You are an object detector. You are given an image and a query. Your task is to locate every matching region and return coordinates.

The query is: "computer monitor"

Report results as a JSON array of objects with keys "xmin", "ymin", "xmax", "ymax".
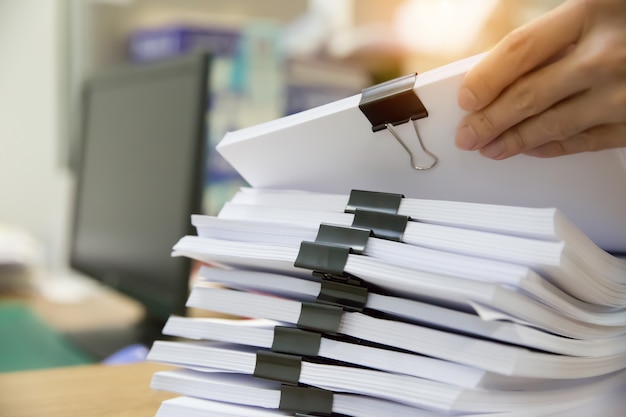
[{"xmin": 70, "ymin": 53, "xmax": 209, "ymax": 342}]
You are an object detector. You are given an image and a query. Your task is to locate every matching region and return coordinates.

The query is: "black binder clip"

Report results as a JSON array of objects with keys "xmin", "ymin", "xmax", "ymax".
[
  {"xmin": 352, "ymin": 209, "xmax": 409, "ymax": 242},
  {"xmin": 345, "ymin": 189, "xmax": 404, "ymax": 215},
  {"xmin": 254, "ymin": 350, "xmax": 302, "ymax": 385},
  {"xmin": 272, "ymin": 326, "xmax": 322, "ymax": 357},
  {"xmin": 314, "ymin": 223, "xmax": 371, "ymax": 255},
  {"xmin": 359, "ymin": 73, "xmax": 438, "ymax": 170},
  {"xmin": 255, "ymin": 352, "xmax": 335, "ymax": 416},
  {"xmin": 295, "ymin": 223, "xmax": 371, "ymax": 275},
  {"xmin": 280, "ymin": 385, "xmax": 334, "ymax": 415},
  {"xmin": 298, "ymin": 302, "xmax": 344, "ymax": 334},
  {"xmin": 294, "ymin": 224, "xmax": 370, "ymax": 312},
  {"xmin": 295, "ymin": 241, "xmax": 351, "ymax": 276},
  {"xmin": 315, "ymin": 275, "xmax": 368, "ymax": 312}
]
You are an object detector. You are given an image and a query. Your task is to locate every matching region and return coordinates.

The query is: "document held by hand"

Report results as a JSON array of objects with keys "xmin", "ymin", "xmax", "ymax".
[{"xmin": 217, "ymin": 53, "xmax": 626, "ymax": 253}]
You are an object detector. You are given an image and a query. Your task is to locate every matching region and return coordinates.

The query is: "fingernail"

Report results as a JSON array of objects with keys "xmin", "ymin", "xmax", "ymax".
[
  {"xmin": 481, "ymin": 141, "xmax": 506, "ymax": 159},
  {"xmin": 455, "ymin": 124, "xmax": 478, "ymax": 150},
  {"xmin": 458, "ymin": 87, "xmax": 478, "ymax": 111}
]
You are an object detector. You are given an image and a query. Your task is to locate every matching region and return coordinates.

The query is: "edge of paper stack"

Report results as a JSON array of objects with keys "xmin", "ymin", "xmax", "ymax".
[{"xmin": 147, "ymin": 187, "xmax": 626, "ymax": 417}]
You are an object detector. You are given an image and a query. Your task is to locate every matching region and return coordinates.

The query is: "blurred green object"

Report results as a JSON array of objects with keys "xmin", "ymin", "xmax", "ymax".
[{"xmin": 0, "ymin": 302, "xmax": 94, "ymax": 372}]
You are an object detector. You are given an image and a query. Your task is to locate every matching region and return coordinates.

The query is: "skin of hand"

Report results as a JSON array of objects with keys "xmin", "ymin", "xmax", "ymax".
[{"xmin": 455, "ymin": 0, "xmax": 626, "ymax": 159}]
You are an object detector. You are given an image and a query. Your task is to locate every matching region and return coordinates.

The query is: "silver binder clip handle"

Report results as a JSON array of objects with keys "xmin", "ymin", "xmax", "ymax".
[
  {"xmin": 385, "ymin": 120, "xmax": 438, "ymax": 170},
  {"xmin": 358, "ymin": 73, "xmax": 438, "ymax": 171}
]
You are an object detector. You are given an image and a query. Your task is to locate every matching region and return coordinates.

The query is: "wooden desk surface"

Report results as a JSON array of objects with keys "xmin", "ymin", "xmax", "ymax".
[{"xmin": 0, "ymin": 362, "xmax": 177, "ymax": 417}]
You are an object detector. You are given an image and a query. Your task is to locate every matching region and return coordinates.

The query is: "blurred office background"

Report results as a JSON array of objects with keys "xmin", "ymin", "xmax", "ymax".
[{"xmin": 0, "ymin": 0, "xmax": 565, "ymax": 371}]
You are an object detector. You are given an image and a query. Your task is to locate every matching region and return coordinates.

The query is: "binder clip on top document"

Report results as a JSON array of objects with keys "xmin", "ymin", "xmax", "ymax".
[
  {"xmin": 358, "ymin": 72, "xmax": 437, "ymax": 170},
  {"xmin": 217, "ymin": 53, "xmax": 626, "ymax": 254}
]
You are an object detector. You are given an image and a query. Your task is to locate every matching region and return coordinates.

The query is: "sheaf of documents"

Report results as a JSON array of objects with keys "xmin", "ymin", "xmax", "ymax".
[{"xmin": 217, "ymin": 53, "xmax": 626, "ymax": 253}]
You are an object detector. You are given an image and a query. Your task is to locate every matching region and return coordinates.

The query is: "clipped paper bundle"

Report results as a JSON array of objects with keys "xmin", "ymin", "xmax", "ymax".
[
  {"xmin": 147, "ymin": 188, "xmax": 626, "ymax": 417},
  {"xmin": 146, "ymin": 52, "xmax": 626, "ymax": 416}
]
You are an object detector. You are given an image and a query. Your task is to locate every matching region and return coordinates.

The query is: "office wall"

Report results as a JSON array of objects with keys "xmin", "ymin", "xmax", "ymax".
[{"xmin": 0, "ymin": 0, "xmax": 70, "ymax": 267}]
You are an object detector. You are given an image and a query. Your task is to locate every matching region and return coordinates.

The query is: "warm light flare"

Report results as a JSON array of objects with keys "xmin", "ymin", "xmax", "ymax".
[{"xmin": 394, "ymin": 0, "xmax": 498, "ymax": 54}]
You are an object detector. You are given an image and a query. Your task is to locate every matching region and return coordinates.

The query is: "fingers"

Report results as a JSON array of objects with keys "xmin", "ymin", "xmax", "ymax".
[
  {"xmin": 454, "ymin": 0, "xmax": 626, "ymax": 160},
  {"xmin": 458, "ymin": 0, "xmax": 585, "ymax": 112},
  {"xmin": 474, "ymin": 85, "xmax": 625, "ymax": 159},
  {"xmin": 455, "ymin": 52, "xmax": 589, "ymax": 151},
  {"xmin": 524, "ymin": 124, "xmax": 626, "ymax": 157}
]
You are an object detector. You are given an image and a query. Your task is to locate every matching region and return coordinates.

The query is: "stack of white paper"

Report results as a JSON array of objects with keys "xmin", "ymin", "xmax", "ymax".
[
  {"xmin": 147, "ymin": 187, "xmax": 626, "ymax": 416},
  {"xmin": 147, "ymin": 51, "xmax": 626, "ymax": 416}
]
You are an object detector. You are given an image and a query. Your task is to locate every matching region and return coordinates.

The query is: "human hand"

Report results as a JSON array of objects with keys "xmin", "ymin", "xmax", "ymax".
[{"xmin": 455, "ymin": 0, "xmax": 626, "ymax": 159}]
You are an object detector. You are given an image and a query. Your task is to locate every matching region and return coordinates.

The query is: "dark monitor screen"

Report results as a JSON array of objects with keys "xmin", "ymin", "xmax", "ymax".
[{"xmin": 70, "ymin": 54, "xmax": 209, "ymax": 322}]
